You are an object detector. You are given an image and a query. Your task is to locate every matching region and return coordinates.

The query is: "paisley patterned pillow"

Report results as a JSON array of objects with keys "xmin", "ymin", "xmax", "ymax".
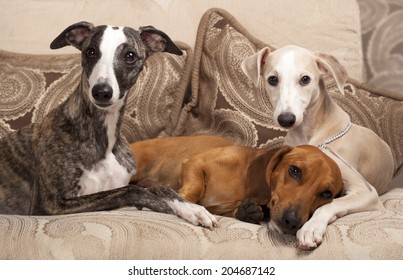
[
  {"xmin": 0, "ymin": 42, "xmax": 192, "ymax": 143},
  {"xmin": 178, "ymin": 8, "xmax": 403, "ymax": 173},
  {"xmin": 177, "ymin": 8, "xmax": 285, "ymax": 149}
]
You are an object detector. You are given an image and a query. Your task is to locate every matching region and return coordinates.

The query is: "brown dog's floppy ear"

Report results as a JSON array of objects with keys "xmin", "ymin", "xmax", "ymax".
[
  {"xmin": 139, "ymin": 26, "xmax": 183, "ymax": 56},
  {"xmin": 50, "ymin": 21, "xmax": 94, "ymax": 50},
  {"xmin": 265, "ymin": 145, "xmax": 293, "ymax": 186},
  {"xmin": 241, "ymin": 47, "xmax": 271, "ymax": 87},
  {"xmin": 315, "ymin": 52, "xmax": 348, "ymax": 95}
]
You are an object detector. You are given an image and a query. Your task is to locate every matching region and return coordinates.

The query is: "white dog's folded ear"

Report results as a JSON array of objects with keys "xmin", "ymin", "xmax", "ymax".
[
  {"xmin": 241, "ymin": 47, "xmax": 271, "ymax": 87},
  {"xmin": 315, "ymin": 52, "xmax": 348, "ymax": 95}
]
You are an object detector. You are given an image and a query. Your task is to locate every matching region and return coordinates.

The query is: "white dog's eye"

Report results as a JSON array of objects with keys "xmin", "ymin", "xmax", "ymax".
[
  {"xmin": 300, "ymin": 75, "xmax": 311, "ymax": 86},
  {"xmin": 268, "ymin": 76, "xmax": 279, "ymax": 86}
]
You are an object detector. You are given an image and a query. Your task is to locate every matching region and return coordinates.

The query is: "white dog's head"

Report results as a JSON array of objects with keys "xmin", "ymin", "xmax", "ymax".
[{"xmin": 241, "ymin": 45, "xmax": 348, "ymax": 129}]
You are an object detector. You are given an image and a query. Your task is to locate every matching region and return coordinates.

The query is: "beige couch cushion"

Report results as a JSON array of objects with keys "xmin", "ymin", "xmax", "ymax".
[{"xmin": 1, "ymin": 187, "xmax": 403, "ymax": 259}]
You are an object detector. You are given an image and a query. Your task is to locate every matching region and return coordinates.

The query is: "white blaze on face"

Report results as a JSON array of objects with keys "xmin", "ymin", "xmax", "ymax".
[
  {"xmin": 78, "ymin": 26, "xmax": 136, "ymax": 196},
  {"xmin": 88, "ymin": 26, "xmax": 126, "ymax": 109}
]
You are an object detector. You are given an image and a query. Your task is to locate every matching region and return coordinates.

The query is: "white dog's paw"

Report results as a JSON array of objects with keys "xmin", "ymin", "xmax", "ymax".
[
  {"xmin": 296, "ymin": 220, "xmax": 327, "ymax": 250},
  {"xmin": 166, "ymin": 200, "xmax": 218, "ymax": 229}
]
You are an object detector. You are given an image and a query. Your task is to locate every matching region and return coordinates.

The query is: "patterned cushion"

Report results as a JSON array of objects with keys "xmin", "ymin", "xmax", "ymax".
[
  {"xmin": 178, "ymin": 8, "xmax": 403, "ymax": 172},
  {"xmin": 0, "ymin": 42, "xmax": 192, "ymax": 143},
  {"xmin": 1, "ymin": 188, "xmax": 403, "ymax": 259},
  {"xmin": 177, "ymin": 8, "xmax": 285, "ymax": 149}
]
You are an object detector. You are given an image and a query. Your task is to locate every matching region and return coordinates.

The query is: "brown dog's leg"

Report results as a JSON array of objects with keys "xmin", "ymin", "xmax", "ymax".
[
  {"xmin": 177, "ymin": 158, "xmax": 206, "ymax": 203},
  {"xmin": 235, "ymin": 199, "xmax": 264, "ymax": 224}
]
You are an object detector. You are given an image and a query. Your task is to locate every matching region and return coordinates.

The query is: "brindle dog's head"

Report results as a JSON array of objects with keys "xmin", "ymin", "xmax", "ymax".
[{"xmin": 50, "ymin": 22, "xmax": 182, "ymax": 111}]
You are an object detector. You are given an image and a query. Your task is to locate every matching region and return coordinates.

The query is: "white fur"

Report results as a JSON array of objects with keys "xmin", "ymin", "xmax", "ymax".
[
  {"xmin": 88, "ymin": 26, "xmax": 126, "ymax": 110},
  {"xmin": 78, "ymin": 26, "xmax": 133, "ymax": 196},
  {"xmin": 79, "ymin": 152, "xmax": 132, "ymax": 195},
  {"xmin": 78, "ymin": 106, "xmax": 133, "ymax": 195},
  {"xmin": 166, "ymin": 199, "xmax": 217, "ymax": 229},
  {"xmin": 264, "ymin": 47, "xmax": 320, "ymax": 128}
]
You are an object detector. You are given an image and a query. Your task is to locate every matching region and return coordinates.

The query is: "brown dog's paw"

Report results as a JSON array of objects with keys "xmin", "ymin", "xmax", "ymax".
[{"xmin": 235, "ymin": 199, "xmax": 263, "ymax": 224}]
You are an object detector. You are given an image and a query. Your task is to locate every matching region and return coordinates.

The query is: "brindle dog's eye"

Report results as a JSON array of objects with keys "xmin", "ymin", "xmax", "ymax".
[
  {"xmin": 320, "ymin": 190, "xmax": 333, "ymax": 199},
  {"xmin": 124, "ymin": 51, "xmax": 137, "ymax": 64},
  {"xmin": 300, "ymin": 75, "xmax": 311, "ymax": 86},
  {"xmin": 268, "ymin": 76, "xmax": 279, "ymax": 86},
  {"xmin": 288, "ymin": 165, "xmax": 301, "ymax": 181},
  {"xmin": 86, "ymin": 47, "xmax": 97, "ymax": 59}
]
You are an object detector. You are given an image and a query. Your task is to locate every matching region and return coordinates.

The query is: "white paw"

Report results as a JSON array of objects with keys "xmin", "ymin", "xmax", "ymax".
[
  {"xmin": 166, "ymin": 200, "xmax": 218, "ymax": 229},
  {"xmin": 296, "ymin": 220, "xmax": 327, "ymax": 250}
]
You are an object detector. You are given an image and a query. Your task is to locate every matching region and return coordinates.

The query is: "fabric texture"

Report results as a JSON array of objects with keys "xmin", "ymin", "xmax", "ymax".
[
  {"xmin": 0, "ymin": 0, "xmax": 364, "ymax": 81},
  {"xmin": 1, "ymin": 188, "xmax": 402, "ymax": 260},
  {"xmin": 357, "ymin": 0, "xmax": 403, "ymax": 94}
]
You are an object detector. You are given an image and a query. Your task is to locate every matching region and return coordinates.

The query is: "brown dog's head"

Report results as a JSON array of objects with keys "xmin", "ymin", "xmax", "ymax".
[{"xmin": 265, "ymin": 145, "xmax": 343, "ymax": 235}]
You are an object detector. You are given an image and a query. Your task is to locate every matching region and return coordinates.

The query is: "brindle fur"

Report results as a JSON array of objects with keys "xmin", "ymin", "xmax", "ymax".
[{"xmin": 0, "ymin": 22, "xmax": 184, "ymax": 215}]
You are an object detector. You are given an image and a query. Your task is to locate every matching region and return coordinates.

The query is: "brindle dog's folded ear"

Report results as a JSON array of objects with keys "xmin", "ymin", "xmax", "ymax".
[
  {"xmin": 50, "ymin": 21, "xmax": 94, "ymax": 50},
  {"xmin": 139, "ymin": 25, "xmax": 183, "ymax": 55}
]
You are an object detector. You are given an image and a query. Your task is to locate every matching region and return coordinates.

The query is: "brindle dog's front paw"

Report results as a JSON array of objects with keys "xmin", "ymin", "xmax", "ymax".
[{"xmin": 235, "ymin": 199, "xmax": 263, "ymax": 224}]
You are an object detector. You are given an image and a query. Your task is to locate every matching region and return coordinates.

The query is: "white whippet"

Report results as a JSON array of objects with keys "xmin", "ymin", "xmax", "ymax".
[{"xmin": 242, "ymin": 45, "xmax": 395, "ymax": 250}]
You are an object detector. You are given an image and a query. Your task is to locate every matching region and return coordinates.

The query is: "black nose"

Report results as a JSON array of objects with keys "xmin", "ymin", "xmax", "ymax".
[
  {"xmin": 92, "ymin": 83, "xmax": 113, "ymax": 103},
  {"xmin": 278, "ymin": 113, "xmax": 296, "ymax": 128},
  {"xmin": 280, "ymin": 209, "xmax": 302, "ymax": 233}
]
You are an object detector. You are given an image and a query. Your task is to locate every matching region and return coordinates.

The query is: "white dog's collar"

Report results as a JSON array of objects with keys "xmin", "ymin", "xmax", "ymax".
[
  {"xmin": 317, "ymin": 122, "xmax": 352, "ymax": 149},
  {"xmin": 316, "ymin": 122, "xmax": 373, "ymax": 192}
]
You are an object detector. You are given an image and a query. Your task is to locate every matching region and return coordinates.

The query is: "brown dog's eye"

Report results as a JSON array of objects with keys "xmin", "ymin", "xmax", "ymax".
[
  {"xmin": 319, "ymin": 190, "xmax": 333, "ymax": 199},
  {"xmin": 268, "ymin": 76, "xmax": 279, "ymax": 86},
  {"xmin": 288, "ymin": 165, "xmax": 301, "ymax": 181},
  {"xmin": 300, "ymin": 75, "xmax": 311, "ymax": 86}
]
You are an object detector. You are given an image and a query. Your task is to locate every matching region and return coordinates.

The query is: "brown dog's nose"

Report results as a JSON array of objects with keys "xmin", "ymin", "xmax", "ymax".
[{"xmin": 280, "ymin": 209, "xmax": 302, "ymax": 233}]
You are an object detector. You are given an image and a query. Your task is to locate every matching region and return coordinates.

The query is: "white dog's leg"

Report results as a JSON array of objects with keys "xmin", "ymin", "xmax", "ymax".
[{"xmin": 296, "ymin": 168, "xmax": 384, "ymax": 249}]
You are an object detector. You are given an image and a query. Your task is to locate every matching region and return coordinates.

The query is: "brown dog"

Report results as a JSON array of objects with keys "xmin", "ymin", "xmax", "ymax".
[{"xmin": 130, "ymin": 135, "xmax": 343, "ymax": 234}]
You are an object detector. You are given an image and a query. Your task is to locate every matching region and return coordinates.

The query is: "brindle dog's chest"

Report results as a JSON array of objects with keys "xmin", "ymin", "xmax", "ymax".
[{"xmin": 78, "ymin": 151, "xmax": 134, "ymax": 196}]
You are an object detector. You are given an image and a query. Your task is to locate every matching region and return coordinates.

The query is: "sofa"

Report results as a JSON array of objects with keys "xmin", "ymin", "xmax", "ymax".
[{"xmin": 0, "ymin": 0, "xmax": 402, "ymax": 259}]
